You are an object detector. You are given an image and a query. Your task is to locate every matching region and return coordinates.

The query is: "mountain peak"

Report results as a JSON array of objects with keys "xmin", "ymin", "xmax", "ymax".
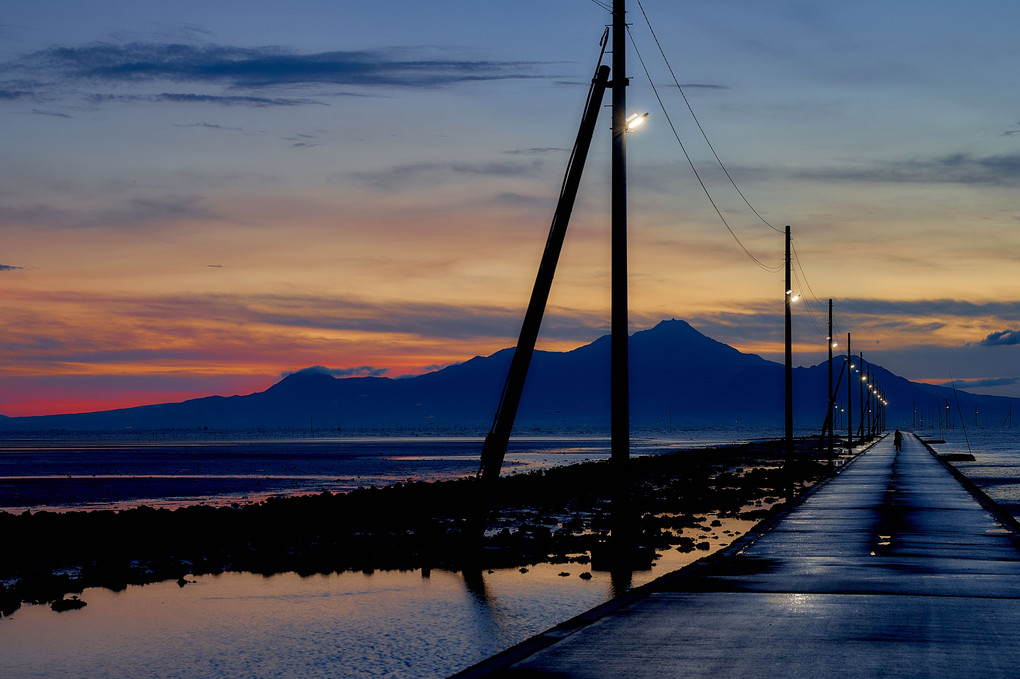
[
  {"xmin": 267, "ymin": 370, "xmax": 338, "ymax": 394},
  {"xmin": 646, "ymin": 318, "xmax": 697, "ymax": 334}
]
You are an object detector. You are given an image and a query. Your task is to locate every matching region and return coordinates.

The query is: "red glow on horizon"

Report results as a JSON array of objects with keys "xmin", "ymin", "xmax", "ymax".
[
  {"xmin": 0, "ymin": 393, "xmax": 228, "ymax": 418},
  {"xmin": 0, "ymin": 363, "xmax": 468, "ymax": 418}
]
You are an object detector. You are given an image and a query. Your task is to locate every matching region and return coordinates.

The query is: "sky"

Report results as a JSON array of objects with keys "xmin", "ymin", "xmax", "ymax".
[{"xmin": 2, "ymin": 0, "xmax": 1019, "ymax": 417}]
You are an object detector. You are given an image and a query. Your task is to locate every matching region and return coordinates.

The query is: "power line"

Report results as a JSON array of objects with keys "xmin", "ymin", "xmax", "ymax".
[
  {"xmin": 627, "ymin": 25, "xmax": 782, "ymax": 274},
  {"xmin": 630, "ymin": 1, "xmax": 840, "ymax": 338},
  {"xmin": 634, "ymin": 0, "xmax": 783, "ymax": 234}
]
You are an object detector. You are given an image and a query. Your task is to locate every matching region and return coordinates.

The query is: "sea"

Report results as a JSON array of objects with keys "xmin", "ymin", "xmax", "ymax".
[{"xmin": 1, "ymin": 427, "xmax": 1017, "ymax": 678}]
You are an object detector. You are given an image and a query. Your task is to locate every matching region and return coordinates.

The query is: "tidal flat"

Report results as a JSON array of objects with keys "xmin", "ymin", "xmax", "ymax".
[{"xmin": 0, "ymin": 438, "xmax": 840, "ymax": 619}]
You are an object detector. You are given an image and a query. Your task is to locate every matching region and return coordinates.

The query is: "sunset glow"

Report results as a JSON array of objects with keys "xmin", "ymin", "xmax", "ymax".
[{"xmin": 2, "ymin": 1, "xmax": 1019, "ymax": 417}]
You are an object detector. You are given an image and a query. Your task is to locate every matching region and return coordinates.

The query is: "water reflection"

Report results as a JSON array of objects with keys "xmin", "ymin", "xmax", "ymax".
[
  {"xmin": 610, "ymin": 568, "xmax": 633, "ymax": 598},
  {"xmin": 461, "ymin": 568, "xmax": 490, "ymax": 604},
  {"xmin": 0, "ymin": 515, "xmax": 756, "ymax": 679}
]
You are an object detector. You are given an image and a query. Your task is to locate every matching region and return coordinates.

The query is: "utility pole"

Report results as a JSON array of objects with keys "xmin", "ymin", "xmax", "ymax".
[
  {"xmin": 847, "ymin": 333, "xmax": 853, "ymax": 448},
  {"xmin": 867, "ymin": 366, "xmax": 873, "ymax": 437},
  {"xmin": 877, "ymin": 385, "xmax": 885, "ymax": 428},
  {"xmin": 827, "ymin": 299, "xmax": 834, "ymax": 457},
  {"xmin": 785, "ymin": 225, "xmax": 793, "ymax": 459},
  {"xmin": 858, "ymin": 352, "xmax": 865, "ymax": 439},
  {"xmin": 608, "ymin": 0, "xmax": 633, "ymax": 563},
  {"xmin": 611, "ymin": 0, "xmax": 629, "ymax": 472}
]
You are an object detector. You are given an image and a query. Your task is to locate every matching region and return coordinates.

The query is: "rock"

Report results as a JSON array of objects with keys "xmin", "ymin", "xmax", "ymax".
[
  {"xmin": 674, "ymin": 537, "xmax": 696, "ymax": 553},
  {"xmin": 579, "ymin": 571, "xmax": 593, "ymax": 580},
  {"xmin": 51, "ymin": 596, "xmax": 87, "ymax": 612}
]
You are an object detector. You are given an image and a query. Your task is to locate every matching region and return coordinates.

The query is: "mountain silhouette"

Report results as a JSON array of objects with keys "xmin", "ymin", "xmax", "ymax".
[{"xmin": 1, "ymin": 319, "xmax": 1015, "ymax": 433}]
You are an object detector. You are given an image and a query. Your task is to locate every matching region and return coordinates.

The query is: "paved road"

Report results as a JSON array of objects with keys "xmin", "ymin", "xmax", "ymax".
[{"xmin": 456, "ymin": 434, "xmax": 1020, "ymax": 677}]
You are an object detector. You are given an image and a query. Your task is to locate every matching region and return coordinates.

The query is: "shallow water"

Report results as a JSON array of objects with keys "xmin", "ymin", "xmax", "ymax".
[
  {"xmin": 0, "ymin": 517, "xmax": 754, "ymax": 678},
  {"xmin": 919, "ymin": 427, "xmax": 1020, "ymax": 516},
  {"xmin": 3, "ymin": 568, "xmax": 603, "ymax": 679},
  {"xmin": 0, "ymin": 432, "xmax": 782, "ymax": 512},
  {"xmin": 0, "ymin": 429, "xmax": 797, "ymax": 677}
]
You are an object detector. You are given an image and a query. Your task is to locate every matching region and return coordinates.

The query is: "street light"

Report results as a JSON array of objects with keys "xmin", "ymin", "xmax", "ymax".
[{"xmin": 625, "ymin": 112, "xmax": 649, "ymax": 132}]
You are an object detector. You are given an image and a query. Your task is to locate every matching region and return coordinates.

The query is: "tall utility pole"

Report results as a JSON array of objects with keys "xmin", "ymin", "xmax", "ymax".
[
  {"xmin": 609, "ymin": 0, "xmax": 632, "ymax": 559},
  {"xmin": 785, "ymin": 225, "xmax": 793, "ymax": 459},
  {"xmin": 611, "ymin": 0, "xmax": 629, "ymax": 472},
  {"xmin": 827, "ymin": 299, "xmax": 834, "ymax": 457},
  {"xmin": 858, "ymin": 352, "xmax": 865, "ymax": 439},
  {"xmin": 847, "ymin": 334, "xmax": 853, "ymax": 448},
  {"xmin": 866, "ymin": 366, "xmax": 872, "ymax": 436}
]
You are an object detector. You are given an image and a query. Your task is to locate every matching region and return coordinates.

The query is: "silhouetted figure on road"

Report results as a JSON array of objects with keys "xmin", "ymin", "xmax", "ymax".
[{"xmin": 893, "ymin": 430, "xmax": 903, "ymax": 452}]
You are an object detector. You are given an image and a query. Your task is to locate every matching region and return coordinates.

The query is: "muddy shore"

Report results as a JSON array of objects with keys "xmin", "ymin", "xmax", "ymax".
[{"xmin": 0, "ymin": 438, "xmax": 850, "ymax": 617}]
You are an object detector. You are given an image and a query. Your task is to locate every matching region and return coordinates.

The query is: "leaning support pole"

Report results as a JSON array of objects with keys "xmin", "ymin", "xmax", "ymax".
[{"xmin": 477, "ymin": 64, "xmax": 611, "ymax": 486}]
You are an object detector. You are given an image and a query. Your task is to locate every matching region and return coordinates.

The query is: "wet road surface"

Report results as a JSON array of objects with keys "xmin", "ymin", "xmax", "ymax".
[{"xmin": 456, "ymin": 434, "xmax": 1020, "ymax": 677}]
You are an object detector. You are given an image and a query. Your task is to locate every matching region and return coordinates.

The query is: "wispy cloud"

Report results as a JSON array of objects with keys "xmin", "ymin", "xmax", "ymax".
[
  {"xmin": 979, "ymin": 329, "xmax": 1020, "ymax": 346},
  {"xmin": 0, "ymin": 88, "xmax": 33, "ymax": 100},
  {"xmin": 2, "ymin": 289, "xmax": 606, "ymax": 345},
  {"xmin": 0, "ymin": 264, "xmax": 24, "ymax": 271},
  {"xmin": 173, "ymin": 122, "xmax": 243, "ymax": 131},
  {"xmin": 282, "ymin": 365, "xmax": 389, "ymax": 379},
  {"xmin": 353, "ymin": 159, "xmax": 546, "ymax": 190},
  {"xmin": 795, "ymin": 153, "xmax": 1020, "ymax": 187},
  {"xmin": 0, "ymin": 195, "xmax": 215, "ymax": 230},
  {"xmin": 6, "ymin": 42, "xmax": 551, "ymax": 102},
  {"xmin": 87, "ymin": 92, "xmax": 322, "ymax": 107},
  {"xmin": 30, "ymin": 108, "xmax": 72, "ymax": 118},
  {"xmin": 503, "ymin": 147, "xmax": 569, "ymax": 155},
  {"xmin": 825, "ymin": 298, "xmax": 1020, "ymax": 321},
  {"xmin": 244, "ymin": 295, "xmax": 603, "ymax": 342},
  {"xmin": 284, "ymin": 132, "xmax": 319, "ymax": 148},
  {"xmin": 683, "ymin": 297, "xmax": 1020, "ymax": 358},
  {"xmin": 941, "ymin": 376, "xmax": 1020, "ymax": 389}
]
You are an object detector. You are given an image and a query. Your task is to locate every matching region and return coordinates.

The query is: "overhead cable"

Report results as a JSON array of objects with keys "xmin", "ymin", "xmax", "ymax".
[
  {"xmin": 627, "ymin": 26, "xmax": 782, "ymax": 273},
  {"xmin": 634, "ymin": 0, "xmax": 783, "ymax": 234}
]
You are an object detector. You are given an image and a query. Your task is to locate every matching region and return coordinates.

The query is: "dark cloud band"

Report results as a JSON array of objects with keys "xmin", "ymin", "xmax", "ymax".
[{"xmin": 17, "ymin": 42, "xmax": 550, "ymax": 90}]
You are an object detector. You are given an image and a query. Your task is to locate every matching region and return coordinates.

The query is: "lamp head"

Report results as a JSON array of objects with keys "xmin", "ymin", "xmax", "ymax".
[{"xmin": 625, "ymin": 112, "xmax": 649, "ymax": 132}]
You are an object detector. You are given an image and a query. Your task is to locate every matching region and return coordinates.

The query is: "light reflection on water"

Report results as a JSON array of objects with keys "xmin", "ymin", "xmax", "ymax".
[
  {"xmin": 0, "ymin": 432, "xmax": 781, "ymax": 513},
  {"xmin": 0, "ymin": 515, "xmax": 754, "ymax": 678},
  {"xmin": 0, "ymin": 432, "xmax": 775, "ymax": 677},
  {"xmin": 0, "ymin": 567, "xmax": 608, "ymax": 678},
  {"xmin": 926, "ymin": 428, "xmax": 1020, "ymax": 512}
]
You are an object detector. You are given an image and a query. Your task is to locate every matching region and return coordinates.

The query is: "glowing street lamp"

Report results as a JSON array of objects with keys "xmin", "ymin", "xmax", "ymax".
[{"xmin": 625, "ymin": 112, "xmax": 649, "ymax": 132}]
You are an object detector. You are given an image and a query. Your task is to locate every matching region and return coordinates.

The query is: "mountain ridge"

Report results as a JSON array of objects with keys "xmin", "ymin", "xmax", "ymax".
[{"xmin": 1, "ymin": 319, "xmax": 1016, "ymax": 433}]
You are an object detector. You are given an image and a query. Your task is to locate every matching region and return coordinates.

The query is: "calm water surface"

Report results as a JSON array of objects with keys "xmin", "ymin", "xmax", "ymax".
[
  {"xmin": 0, "ymin": 522, "xmax": 751, "ymax": 678},
  {"xmin": 921, "ymin": 426, "xmax": 1020, "ymax": 514},
  {"xmin": 0, "ymin": 432, "xmax": 781, "ymax": 512},
  {"xmin": 2, "ymin": 567, "xmax": 617, "ymax": 679},
  {"xmin": 0, "ymin": 433, "xmax": 772, "ymax": 678},
  {"xmin": 13, "ymin": 428, "xmax": 1017, "ymax": 678}
]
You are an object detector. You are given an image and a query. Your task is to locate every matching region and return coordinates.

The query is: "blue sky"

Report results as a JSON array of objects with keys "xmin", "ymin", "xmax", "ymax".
[{"xmin": 2, "ymin": 0, "xmax": 1019, "ymax": 415}]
